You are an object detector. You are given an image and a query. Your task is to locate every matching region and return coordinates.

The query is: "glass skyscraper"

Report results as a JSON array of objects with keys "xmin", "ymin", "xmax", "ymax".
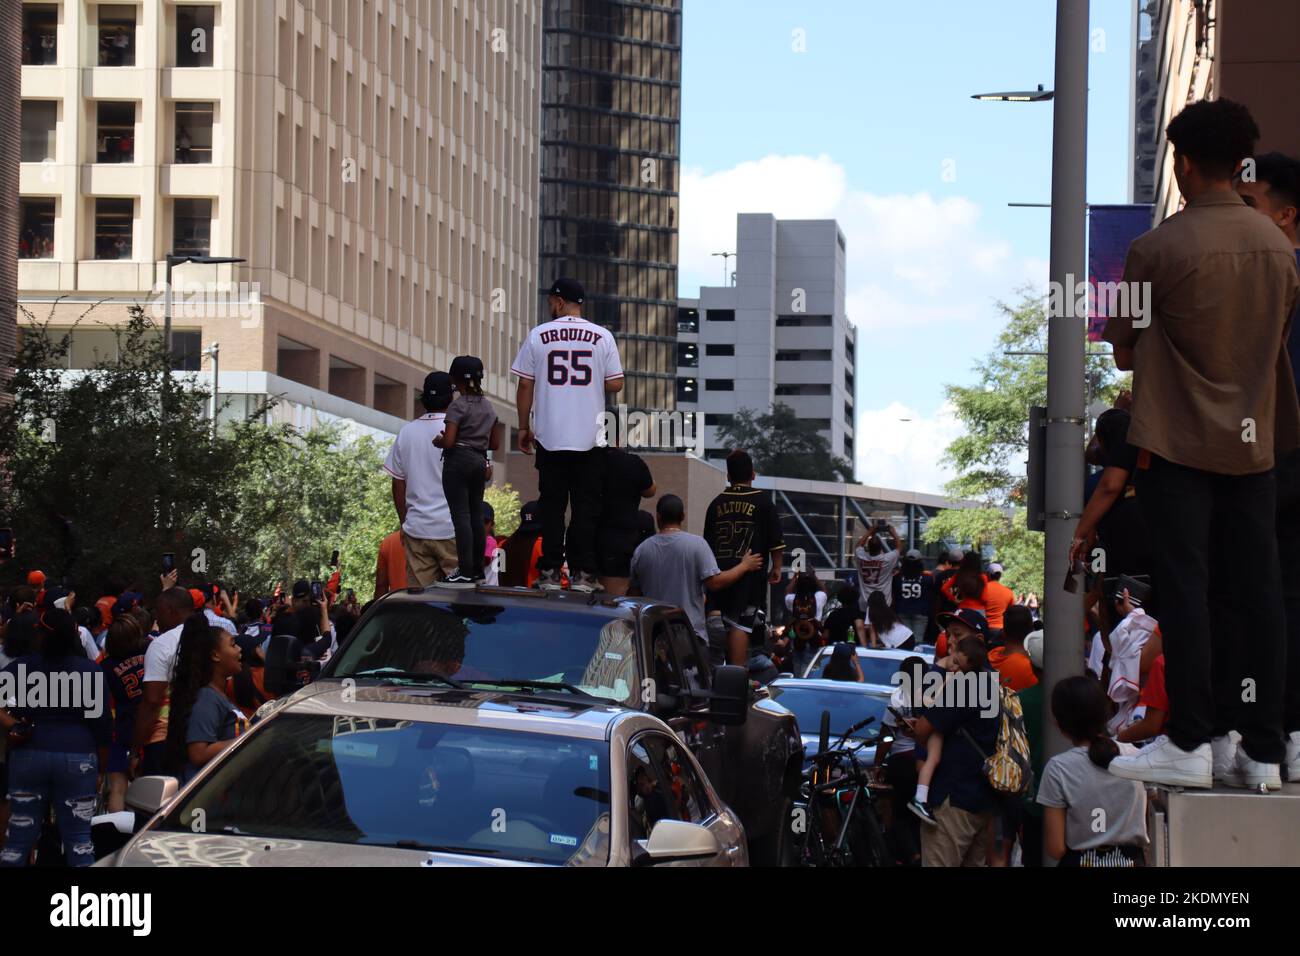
[{"xmin": 540, "ymin": 0, "xmax": 682, "ymax": 412}]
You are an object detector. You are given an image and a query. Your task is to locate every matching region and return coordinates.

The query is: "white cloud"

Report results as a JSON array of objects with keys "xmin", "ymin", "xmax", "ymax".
[
  {"xmin": 679, "ymin": 154, "xmax": 1045, "ymax": 330},
  {"xmin": 852, "ymin": 401, "xmax": 963, "ymax": 496}
]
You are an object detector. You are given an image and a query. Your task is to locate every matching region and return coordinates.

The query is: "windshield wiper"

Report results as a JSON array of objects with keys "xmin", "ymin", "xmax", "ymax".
[
  {"xmin": 466, "ymin": 677, "xmax": 601, "ymax": 700},
  {"xmin": 391, "ymin": 840, "xmax": 500, "ymax": 856},
  {"xmin": 353, "ymin": 668, "xmax": 464, "ymax": 688}
]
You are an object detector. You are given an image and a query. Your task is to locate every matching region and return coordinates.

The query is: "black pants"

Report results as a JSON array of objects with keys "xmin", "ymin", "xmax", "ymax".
[
  {"xmin": 535, "ymin": 444, "xmax": 605, "ymax": 575},
  {"xmin": 884, "ymin": 751, "xmax": 920, "ymax": 866},
  {"xmin": 1020, "ymin": 808, "xmax": 1044, "ymax": 867},
  {"xmin": 1278, "ymin": 448, "xmax": 1300, "ymax": 734},
  {"xmin": 1135, "ymin": 456, "xmax": 1286, "ymax": 762},
  {"xmin": 442, "ymin": 447, "xmax": 487, "ymax": 578}
]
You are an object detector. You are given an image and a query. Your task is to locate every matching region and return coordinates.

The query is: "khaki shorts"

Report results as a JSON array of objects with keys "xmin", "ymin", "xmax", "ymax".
[
  {"xmin": 921, "ymin": 797, "xmax": 993, "ymax": 867},
  {"xmin": 403, "ymin": 532, "xmax": 458, "ymax": 587}
]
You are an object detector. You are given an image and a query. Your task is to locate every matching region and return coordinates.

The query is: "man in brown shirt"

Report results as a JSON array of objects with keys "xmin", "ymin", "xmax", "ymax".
[{"xmin": 1104, "ymin": 99, "xmax": 1300, "ymax": 791}]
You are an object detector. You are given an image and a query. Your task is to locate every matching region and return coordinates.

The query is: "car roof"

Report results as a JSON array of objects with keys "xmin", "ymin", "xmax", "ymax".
[
  {"xmin": 769, "ymin": 678, "xmax": 892, "ymax": 697},
  {"xmin": 372, "ymin": 583, "xmax": 673, "ymax": 620},
  {"xmin": 811, "ymin": 645, "xmax": 930, "ymax": 661},
  {"xmin": 274, "ymin": 682, "xmax": 637, "ymax": 742}
]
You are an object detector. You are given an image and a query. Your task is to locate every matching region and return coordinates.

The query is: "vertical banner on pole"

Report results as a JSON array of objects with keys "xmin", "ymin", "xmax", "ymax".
[{"xmin": 1087, "ymin": 204, "xmax": 1153, "ymax": 341}]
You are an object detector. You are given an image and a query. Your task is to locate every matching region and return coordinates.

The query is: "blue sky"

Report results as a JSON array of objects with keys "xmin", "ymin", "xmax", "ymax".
[{"xmin": 677, "ymin": 0, "xmax": 1136, "ymax": 492}]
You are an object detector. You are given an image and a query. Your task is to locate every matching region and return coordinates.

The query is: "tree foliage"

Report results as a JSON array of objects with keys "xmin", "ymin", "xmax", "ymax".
[
  {"xmin": 714, "ymin": 402, "xmax": 854, "ymax": 482},
  {"xmin": 925, "ymin": 289, "xmax": 1129, "ymax": 595}
]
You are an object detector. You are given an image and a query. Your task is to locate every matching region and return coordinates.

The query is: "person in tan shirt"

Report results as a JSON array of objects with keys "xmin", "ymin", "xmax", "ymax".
[{"xmin": 1104, "ymin": 99, "xmax": 1300, "ymax": 792}]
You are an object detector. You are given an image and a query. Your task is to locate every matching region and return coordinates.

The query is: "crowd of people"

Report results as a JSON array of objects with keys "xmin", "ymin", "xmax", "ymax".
[{"xmin": 1, "ymin": 94, "xmax": 1296, "ymax": 869}]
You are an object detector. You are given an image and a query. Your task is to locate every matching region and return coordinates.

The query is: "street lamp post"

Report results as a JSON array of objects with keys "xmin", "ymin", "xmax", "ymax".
[
  {"xmin": 163, "ymin": 254, "xmax": 245, "ymax": 364},
  {"xmin": 1042, "ymin": 0, "xmax": 1091, "ymax": 769},
  {"xmin": 202, "ymin": 341, "xmax": 220, "ymax": 441}
]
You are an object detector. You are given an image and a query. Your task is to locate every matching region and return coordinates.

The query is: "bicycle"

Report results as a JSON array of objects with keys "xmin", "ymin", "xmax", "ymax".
[{"xmin": 793, "ymin": 711, "xmax": 894, "ymax": 867}]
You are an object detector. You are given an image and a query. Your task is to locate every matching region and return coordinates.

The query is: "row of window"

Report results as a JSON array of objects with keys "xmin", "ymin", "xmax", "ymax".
[
  {"xmin": 21, "ymin": 99, "xmax": 215, "ymax": 165},
  {"xmin": 676, "ymin": 342, "xmax": 738, "ymax": 366},
  {"xmin": 18, "ymin": 197, "xmax": 212, "ymax": 261},
  {"xmin": 22, "ymin": 3, "xmax": 218, "ymax": 69},
  {"xmin": 24, "ymin": 325, "xmax": 203, "ymax": 371}
]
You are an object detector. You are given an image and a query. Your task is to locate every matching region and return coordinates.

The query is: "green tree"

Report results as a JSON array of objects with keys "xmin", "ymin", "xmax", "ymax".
[
  {"xmin": 714, "ymin": 402, "xmax": 854, "ymax": 481},
  {"xmin": 485, "ymin": 483, "xmax": 521, "ymax": 539},
  {"xmin": 923, "ymin": 289, "xmax": 1128, "ymax": 596},
  {"xmin": 0, "ymin": 305, "xmax": 256, "ymax": 595}
]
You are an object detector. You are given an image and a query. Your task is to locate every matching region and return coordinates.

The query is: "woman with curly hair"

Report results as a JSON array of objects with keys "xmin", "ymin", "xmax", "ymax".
[{"xmin": 164, "ymin": 614, "xmax": 247, "ymax": 783}]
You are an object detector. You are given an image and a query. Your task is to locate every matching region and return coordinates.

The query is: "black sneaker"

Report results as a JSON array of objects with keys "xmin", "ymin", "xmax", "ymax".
[
  {"xmin": 907, "ymin": 799, "xmax": 939, "ymax": 828},
  {"xmin": 441, "ymin": 572, "xmax": 477, "ymax": 589},
  {"xmin": 535, "ymin": 568, "xmax": 562, "ymax": 591},
  {"xmin": 569, "ymin": 571, "xmax": 603, "ymax": 593}
]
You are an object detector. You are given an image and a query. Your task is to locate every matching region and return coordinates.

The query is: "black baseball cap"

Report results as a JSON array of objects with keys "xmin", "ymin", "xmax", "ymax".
[
  {"xmin": 291, "ymin": 579, "xmax": 311, "ymax": 600},
  {"xmin": 421, "ymin": 371, "xmax": 453, "ymax": 402},
  {"xmin": 937, "ymin": 607, "xmax": 990, "ymax": 641},
  {"xmin": 547, "ymin": 277, "xmax": 585, "ymax": 304},
  {"xmin": 518, "ymin": 500, "xmax": 541, "ymax": 530},
  {"xmin": 449, "ymin": 355, "xmax": 484, "ymax": 382}
]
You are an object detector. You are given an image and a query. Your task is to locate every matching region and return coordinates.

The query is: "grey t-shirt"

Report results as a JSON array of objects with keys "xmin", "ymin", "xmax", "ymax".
[
  {"xmin": 184, "ymin": 685, "xmax": 249, "ymax": 782},
  {"xmin": 445, "ymin": 394, "xmax": 497, "ymax": 452},
  {"xmin": 1037, "ymin": 746, "xmax": 1148, "ymax": 851},
  {"xmin": 629, "ymin": 531, "xmax": 720, "ymax": 638}
]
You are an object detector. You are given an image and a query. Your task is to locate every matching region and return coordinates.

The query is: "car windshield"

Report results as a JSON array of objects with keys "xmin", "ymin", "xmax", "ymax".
[
  {"xmin": 157, "ymin": 715, "xmax": 611, "ymax": 865},
  {"xmin": 806, "ymin": 651, "xmax": 904, "ymax": 686},
  {"xmin": 327, "ymin": 602, "xmax": 639, "ymax": 707},
  {"xmin": 768, "ymin": 685, "xmax": 889, "ymax": 741}
]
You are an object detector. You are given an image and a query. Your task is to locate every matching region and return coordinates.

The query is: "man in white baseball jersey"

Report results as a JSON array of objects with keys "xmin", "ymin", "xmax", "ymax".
[
  {"xmin": 512, "ymin": 277, "xmax": 624, "ymax": 592},
  {"xmin": 384, "ymin": 371, "xmax": 458, "ymax": 586}
]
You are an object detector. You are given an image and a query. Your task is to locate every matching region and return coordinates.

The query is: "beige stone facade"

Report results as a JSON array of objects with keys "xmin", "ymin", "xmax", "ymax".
[{"xmin": 18, "ymin": 0, "xmax": 540, "ymax": 443}]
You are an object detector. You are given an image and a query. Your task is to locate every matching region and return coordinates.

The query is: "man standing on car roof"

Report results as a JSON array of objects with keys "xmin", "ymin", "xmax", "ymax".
[
  {"xmin": 703, "ymin": 450, "xmax": 785, "ymax": 667},
  {"xmin": 511, "ymin": 277, "xmax": 625, "ymax": 593}
]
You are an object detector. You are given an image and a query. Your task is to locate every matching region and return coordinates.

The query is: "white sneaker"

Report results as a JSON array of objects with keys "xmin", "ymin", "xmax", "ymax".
[
  {"xmin": 1212, "ymin": 732, "xmax": 1243, "ymax": 786},
  {"xmin": 1285, "ymin": 732, "xmax": 1300, "ymax": 783},
  {"xmin": 1222, "ymin": 747, "xmax": 1282, "ymax": 791},
  {"xmin": 1108, "ymin": 736, "xmax": 1212, "ymax": 789}
]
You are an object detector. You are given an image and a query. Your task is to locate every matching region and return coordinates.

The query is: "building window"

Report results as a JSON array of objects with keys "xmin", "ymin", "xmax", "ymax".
[
  {"xmin": 844, "ymin": 436, "xmax": 853, "ymax": 458},
  {"xmin": 96, "ymin": 101, "xmax": 135, "ymax": 163},
  {"xmin": 775, "ymin": 383, "xmax": 831, "ymax": 396},
  {"xmin": 776, "ymin": 350, "xmax": 833, "ymax": 362},
  {"xmin": 704, "ymin": 379, "xmax": 734, "ymax": 391},
  {"xmin": 174, "ymin": 102, "xmax": 214, "ymax": 163},
  {"xmin": 704, "ymin": 413, "xmax": 733, "ymax": 427},
  {"xmin": 676, "ymin": 341, "xmax": 698, "ymax": 368},
  {"xmin": 98, "ymin": 5, "xmax": 137, "ymax": 67},
  {"xmin": 706, "ymin": 309, "xmax": 735, "ymax": 322},
  {"xmin": 21, "ymin": 100, "xmax": 57, "ymax": 163},
  {"xmin": 676, "ymin": 307, "xmax": 698, "ymax": 333},
  {"xmin": 173, "ymin": 199, "xmax": 213, "ymax": 257},
  {"xmin": 776, "ymin": 315, "xmax": 832, "ymax": 327},
  {"xmin": 19, "ymin": 199, "xmax": 56, "ymax": 259},
  {"xmin": 176, "ymin": 5, "xmax": 216, "ymax": 67},
  {"xmin": 170, "ymin": 330, "xmax": 202, "ymax": 372},
  {"xmin": 845, "ymin": 369, "xmax": 854, "ymax": 390},
  {"xmin": 705, "ymin": 344, "xmax": 734, "ymax": 356},
  {"xmin": 676, "ymin": 377, "xmax": 697, "ymax": 403},
  {"xmin": 94, "ymin": 198, "xmax": 134, "ymax": 259},
  {"xmin": 22, "ymin": 5, "xmax": 58, "ymax": 65},
  {"xmin": 845, "ymin": 400, "xmax": 854, "ymax": 426}
]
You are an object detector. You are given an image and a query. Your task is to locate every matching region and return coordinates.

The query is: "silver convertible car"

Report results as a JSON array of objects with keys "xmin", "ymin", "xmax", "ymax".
[{"xmin": 101, "ymin": 683, "xmax": 748, "ymax": 867}]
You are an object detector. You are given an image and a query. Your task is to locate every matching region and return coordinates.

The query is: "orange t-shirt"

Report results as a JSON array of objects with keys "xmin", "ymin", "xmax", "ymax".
[
  {"xmin": 377, "ymin": 531, "xmax": 407, "ymax": 595},
  {"xmin": 983, "ymin": 580, "xmax": 1016, "ymax": 630},
  {"xmin": 989, "ymin": 646, "xmax": 1038, "ymax": 691}
]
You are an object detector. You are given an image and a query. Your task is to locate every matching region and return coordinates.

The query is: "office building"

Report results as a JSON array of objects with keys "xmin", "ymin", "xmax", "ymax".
[
  {"xmin": 538, "ymin": 0, "xmax": 682, "ymax": 412},
  {"xmin": 1140, "ymin": 0, "xmax": 1300, "ymax": 221},
  {"xmin": 676, "ymin": 214, "xmax": 857, "ymax": 470},
  {"xmin": 18, "ymin": 0, "xmax": 541, "ymax": 442}
]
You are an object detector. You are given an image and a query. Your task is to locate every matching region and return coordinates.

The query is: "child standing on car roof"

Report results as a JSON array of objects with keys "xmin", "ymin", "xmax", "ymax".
[{"xmin": 434, "ymin": 355, "xmax": 501, "ymax": 587}]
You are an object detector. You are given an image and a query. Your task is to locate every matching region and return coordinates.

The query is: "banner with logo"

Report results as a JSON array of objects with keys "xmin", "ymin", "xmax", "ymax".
[{"xmin": 1087, "ymin": 204, "xmax": 1153, "ymax": 341}]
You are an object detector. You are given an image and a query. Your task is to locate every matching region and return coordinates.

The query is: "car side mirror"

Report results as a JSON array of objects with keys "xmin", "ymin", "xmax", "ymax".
[
  {"xmin": 632, "ymin": 819, "xmax": 722, "ymax": 866},
  {"xmin": 125, "ymin": 775, "xmax": 179, "ymax": 815},
  {"xmin": 705, "ymin": 664, "xmax": 748, "ymax": 726}
]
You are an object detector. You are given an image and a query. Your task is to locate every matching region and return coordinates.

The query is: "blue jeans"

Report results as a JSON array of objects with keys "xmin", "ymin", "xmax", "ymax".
[{"xmin": 2, "ymin": 749, "xmax": 98, "ymax": 867}]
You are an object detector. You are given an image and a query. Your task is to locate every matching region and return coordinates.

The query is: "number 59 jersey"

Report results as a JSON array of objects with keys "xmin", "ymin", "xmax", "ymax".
[{"xmin": 511, "ymin": 315, "xmax": 624, "ymax": 451}]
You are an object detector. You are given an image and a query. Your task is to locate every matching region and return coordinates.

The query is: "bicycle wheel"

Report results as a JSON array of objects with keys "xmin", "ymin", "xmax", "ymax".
[{"xmin": 847, "ymin": 807, "xmax": 894, "ymax": 867}]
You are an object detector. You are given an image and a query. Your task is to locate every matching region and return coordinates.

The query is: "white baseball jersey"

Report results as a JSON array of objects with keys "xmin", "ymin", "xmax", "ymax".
[
  {"xmin": 383, "ymin": 412, "xmax": 454, "ymax": 540},
  {"xmin": 511, "ymin": 316, "xmax": 624, "ymax": 451}
]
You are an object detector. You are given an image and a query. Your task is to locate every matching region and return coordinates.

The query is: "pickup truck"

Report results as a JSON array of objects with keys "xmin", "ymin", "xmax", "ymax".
[{"xmin": 268, "ymin": 584, "xmax": 805, "ymax": 865}]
